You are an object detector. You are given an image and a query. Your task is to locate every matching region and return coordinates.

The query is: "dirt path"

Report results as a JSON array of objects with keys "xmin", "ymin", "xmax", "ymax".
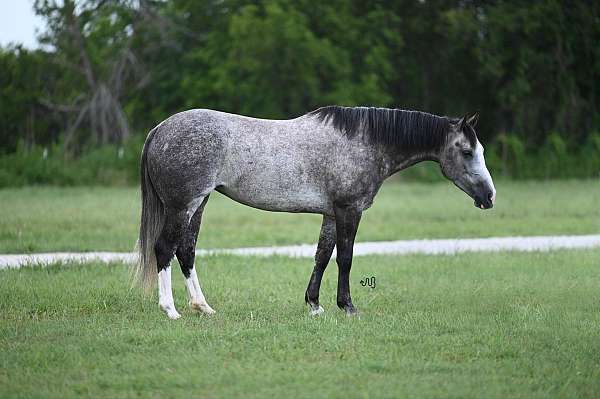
[{"xmin": 2, "ymin": 234, "xmax": 599, "ymax": 269}]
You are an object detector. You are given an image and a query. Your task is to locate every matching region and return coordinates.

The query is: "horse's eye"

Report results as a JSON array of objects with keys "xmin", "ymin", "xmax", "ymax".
[{"xmin": 462, "ymin": 150, "xmax": 473, "ymax": 158}]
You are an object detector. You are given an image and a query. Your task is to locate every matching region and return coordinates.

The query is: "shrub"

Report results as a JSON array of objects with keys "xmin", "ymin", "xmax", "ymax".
[
  {"xmin": 581, "ymin": 133, "xmax": 600, "ymax": 179},
  {"xmin": 487, "ymin": 133, "xmax": 526, "ymax": 178},
  {"xmin": 0, "ymin": 135, "xmax": 145, "ymax": 187}
]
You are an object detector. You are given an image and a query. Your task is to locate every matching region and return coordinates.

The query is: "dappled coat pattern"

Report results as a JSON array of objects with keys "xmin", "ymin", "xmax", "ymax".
[{"xmin": 135, "ymin": 106, "xmax": 496, "ymax": 319}]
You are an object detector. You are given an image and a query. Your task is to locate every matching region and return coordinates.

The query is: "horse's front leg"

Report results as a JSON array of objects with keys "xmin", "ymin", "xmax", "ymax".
[
  {"xmin": 334, "ymin": 204, "xmax": 362, "ymax": 315},
  {"xmin": 305, "ymin": 215, "xmax": 336, "ymax": 315}
]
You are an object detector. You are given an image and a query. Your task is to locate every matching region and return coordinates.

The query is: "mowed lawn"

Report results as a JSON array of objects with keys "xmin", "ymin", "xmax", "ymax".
[
  {"xmin": 1, "ymin": 249, "xmax": 600, "ymax": 398},
  {"xmin": 1, "ymin": 179, "xmax": 599, "ymax": 253}
]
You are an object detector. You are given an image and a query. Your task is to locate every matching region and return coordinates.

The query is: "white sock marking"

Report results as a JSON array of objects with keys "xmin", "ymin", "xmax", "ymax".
[
  {"xmin": 158, "ymin": 266, "xmax": 180, "ymax": 319},
  {"xmin": 185, "ymin": 267, "xmax": 215, "ymax": 314},
  {"xmin": 310, "ymin": 305, "xmax": 324, "ymax": 316}
]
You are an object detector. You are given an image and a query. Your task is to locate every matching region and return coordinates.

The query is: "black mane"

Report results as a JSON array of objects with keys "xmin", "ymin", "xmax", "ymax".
[{"xmin": 310, "ymin": 106, "xmax": 451, "ymax": 150}]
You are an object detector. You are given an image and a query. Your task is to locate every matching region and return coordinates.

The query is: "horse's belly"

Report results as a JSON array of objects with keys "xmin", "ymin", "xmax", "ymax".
[
  {"xmin": 217, "ymin": 171, "xmax": 331, "ymax": 214},
  {"xmin": 217, "ymin": 133, "xmax": 334, "ymax": 213}
]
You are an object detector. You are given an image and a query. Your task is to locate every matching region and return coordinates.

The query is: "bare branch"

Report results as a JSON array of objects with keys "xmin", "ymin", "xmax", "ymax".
[
  {"xmin": 64, "ymin": 0, "xmax": 96, "ymax": 89},
  {"xmin": 63, "ymin": 103, "xmax": 89, "ymax": 149},
  {"xmin": 40, "ymin": 96, "xmax": 85, "ymax": 113}
]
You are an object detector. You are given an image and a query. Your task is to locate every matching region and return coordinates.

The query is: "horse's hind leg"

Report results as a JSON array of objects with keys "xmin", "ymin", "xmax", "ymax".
[
  {"xmin": 156, "ymin": 208, "xmax": 189, "ymax": 319},
  {"xmin": 176, "ymin": 195, "xmax": 216, "ymax": 315}
]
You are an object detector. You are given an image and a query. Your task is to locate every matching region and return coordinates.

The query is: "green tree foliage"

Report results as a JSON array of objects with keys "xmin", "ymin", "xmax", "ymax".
[
  {"xmin": 31, "ymin": 0, "xmax": 156, "ymax": 148},
  {"xmin": 448, "ymin": 1, "xmax": 600, "ymax": 143},
  {"xmin": 0, "ymin": 0, "xmax": 598, "ymax": 180},
  {"xmin": 179, "ymin": 2, "xmax": 347, "ymax": 117},
  {"xmin": 0, "ymin": 46, "xmax": 61, "ymax": 153}
]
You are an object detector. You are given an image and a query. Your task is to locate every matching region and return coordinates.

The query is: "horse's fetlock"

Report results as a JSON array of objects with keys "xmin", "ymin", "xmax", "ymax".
[{"xmin": 305, "ymin": 291, "xmax": 319, "ymax": 306}]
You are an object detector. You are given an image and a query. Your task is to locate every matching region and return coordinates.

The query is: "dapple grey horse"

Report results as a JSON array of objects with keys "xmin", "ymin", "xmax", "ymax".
[{"xmin": 135, "ymin": 106, "xmax": 496, "ymax": 319}]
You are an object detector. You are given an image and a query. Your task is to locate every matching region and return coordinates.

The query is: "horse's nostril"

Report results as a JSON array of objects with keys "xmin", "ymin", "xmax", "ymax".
[{"xmin": 487, "ymin": 191, "xmax": 494, "ymax": 202}]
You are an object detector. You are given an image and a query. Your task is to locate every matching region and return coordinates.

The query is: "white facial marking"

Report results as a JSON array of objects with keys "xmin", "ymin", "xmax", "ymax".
[
  {"xmin": 473, "ymin": 141, "xmax": 496, "ymax": 202},
  {"xmin": 158, "ymin": 266, "xmax": 181, "ymax": 319},
  {"xmin": 185, "ymin": 267, "xmax": 216, "ymax": 314}
]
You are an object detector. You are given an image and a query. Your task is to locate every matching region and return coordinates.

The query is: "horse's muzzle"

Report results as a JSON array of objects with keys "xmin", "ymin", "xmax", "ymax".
[{"xmin": 474, "ymin": 189, "xmax": 495, "ymax": 209}]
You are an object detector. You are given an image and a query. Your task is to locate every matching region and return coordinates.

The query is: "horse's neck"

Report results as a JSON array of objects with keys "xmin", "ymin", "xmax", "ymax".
[{"xmin": 382, "ymin": 147, "xmax": 440, "ymax": 177}]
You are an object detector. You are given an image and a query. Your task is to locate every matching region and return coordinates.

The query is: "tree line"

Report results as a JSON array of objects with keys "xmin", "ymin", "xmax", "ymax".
[{"xmin": 0, "ymin": 0, "xmax": 599, "ymax": 179}]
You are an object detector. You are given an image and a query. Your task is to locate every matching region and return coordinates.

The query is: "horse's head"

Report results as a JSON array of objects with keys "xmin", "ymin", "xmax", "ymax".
[{"xmin": 439, "ymin": 113, "xmax": 496, "ymax": 209}]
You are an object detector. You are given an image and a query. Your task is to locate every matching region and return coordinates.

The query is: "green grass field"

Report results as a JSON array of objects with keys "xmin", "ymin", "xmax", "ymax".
[
  {"xmin": 1, "ymin": 250, "xmax": 600, "ymax": 398},
  {"xmin": 0, "ymin": 179, "xmax": 599, "ymax": 253},
  {"xmin": 1, "ymin": 179, "xmax": 599, "ymax": 398}
]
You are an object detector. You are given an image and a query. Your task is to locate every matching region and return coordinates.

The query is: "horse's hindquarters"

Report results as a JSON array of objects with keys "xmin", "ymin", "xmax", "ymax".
[{"xmin": 146, "ymin": 114, "xmax": 227, "ymax": 209}]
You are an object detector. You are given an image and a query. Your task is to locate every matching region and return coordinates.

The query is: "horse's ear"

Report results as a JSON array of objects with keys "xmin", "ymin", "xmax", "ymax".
[
  {"xmin": 459, "ymin": 113, "xmax": 477, "ymax": 145},
  {"xmin": 458, "ymin": 114, "xmax": 468, "ymax": 130},
  {"xmin": 467, "ymin": 112, "xmax": 479, "ymax": 128}
]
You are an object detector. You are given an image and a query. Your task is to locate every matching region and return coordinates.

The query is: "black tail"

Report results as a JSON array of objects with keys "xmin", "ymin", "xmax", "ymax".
[{"xmin": 134, "ymin": 127, "xmax": 164, "ymax": 292}]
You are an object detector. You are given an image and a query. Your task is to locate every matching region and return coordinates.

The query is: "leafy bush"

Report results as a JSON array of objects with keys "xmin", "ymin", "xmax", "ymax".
[
  {"xmin": 488, "ymin": 133, "xmax": 527, "ymax": 178},
  {"xmin": 581, "ymin": 133, "xmax": 600, "ymax": 179},
  {"xmin": 484, "ymin": 132, "xmax": 600, "ymax": 180},
  {"xmin": 540, "ymin": 133, "xmax": 569, "ymax": 179},
  {"xmin": 0, "ymin": 135, "xmax": 144, "ymax": 187}
]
